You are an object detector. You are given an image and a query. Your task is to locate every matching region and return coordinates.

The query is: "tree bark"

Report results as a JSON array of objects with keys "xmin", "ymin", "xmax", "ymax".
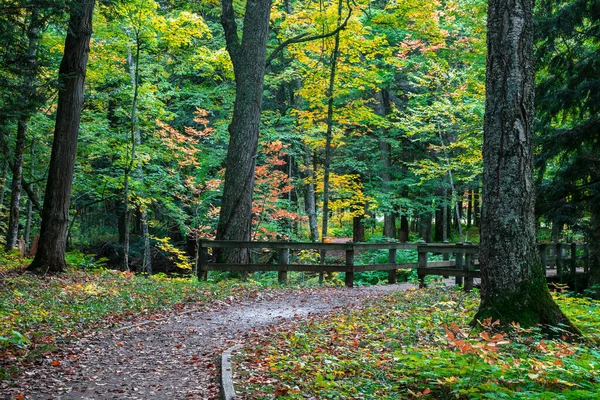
[
  {"xmin": 28, "ymin": 0, "xmax": 95, "ymax": 273},
  {"xmin": 304, "ymin": 149, "xmax": 319, "ymax": 242},
  {"xmin": 216, "ymin": 0, "xmax": 272, "ymax": 264},
  {"xmin": 375, "ymin": 89, "xmax": 396, "ymax": 239},
  {"xmin": 467, "ymin": 189, "xmax": 473, "ymax": 228},
  {"xmin": 418, "ymin": 210, "xmax": 432, "ymax": 243},
  {"xmin": 475, "ymin": 0, "xmax": 575, "ymax": 331},
  {"xmin": 474, "ymin": 187, "xmax": 480, "ymax": 227}
]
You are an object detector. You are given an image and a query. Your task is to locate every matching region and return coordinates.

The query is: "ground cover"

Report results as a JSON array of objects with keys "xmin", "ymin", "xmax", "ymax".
[
  {"xmin": 234, "ymin": 286, "xmax": 600, "ymax": 399},
  {"xmin": 0, "ymin": 251, "xmax": 281, "ymax": 380}
]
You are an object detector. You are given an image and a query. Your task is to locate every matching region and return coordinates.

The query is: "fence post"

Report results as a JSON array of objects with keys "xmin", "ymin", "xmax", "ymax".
[
  {"xmin": 278, "ymin": 247, "xmax": 289, "ymax": 284},
  {"xmin": 198, "ymin": 240, "xmax": 208, "ymax": 281},
  {"xmin": 388, "ymin": 248, "xmax": 397, "ymax": 284},
  {"xmin": 584, "ymin": 244, "xmax": 590, "ymax": 273},
  {"xmin": 417, "ymin": 244, "xmax": 428, "ymax": 288},
  {"xmin": 571, "ymin": 242, "xmax": 577, "ymax": 275},
  {"xmin": 455, "ymin": 243, "xmax": 464, "ymax": 286},
  {"xmin": 345, "ymin": 243, "xmax": 355, "ymax": 288},
  {"xmin": 556, "ymin": 242, "xmax": 563, "ymax": 276},
  {"xmin": 539, "ymin": 244, "xmax": 547, "ymax": 274}
]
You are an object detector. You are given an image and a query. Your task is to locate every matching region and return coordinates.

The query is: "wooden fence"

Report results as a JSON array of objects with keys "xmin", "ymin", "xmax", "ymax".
[{"xmin": 197, "ymin": 241, "xmax": 590, "ymax": 289}]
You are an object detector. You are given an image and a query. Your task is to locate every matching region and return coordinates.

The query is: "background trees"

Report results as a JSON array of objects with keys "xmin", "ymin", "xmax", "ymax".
[{"xmin": 0, "ymin": 0, "xmax": 594, "ymax": 293}]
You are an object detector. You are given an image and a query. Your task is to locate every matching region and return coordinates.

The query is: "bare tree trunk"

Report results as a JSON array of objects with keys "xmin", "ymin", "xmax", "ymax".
[
  {"xmin": 375, "ymin": 89, "xmax": 396, "ymax": 239},
  {"xmin": 216, "ymin": 0, "xmax": 272, "ymax": 264},
  {"xmin": 418, "ymin": 210, "xmax": 432, "ymax": 243},
  {"xmin": 6, "ymin": 8, "xmax": 40, "ymax": 250},
  {"xmin": 24, "ymin": 146, "xmax": 34, "ymax": 250},
  {"xmin": 474, "ymin": 187, "xmax": 480, "ymax": 227},
  {"xmin": 304, "ymin": 149, "xmax": 319, "ymax": 242},
  {"xmin": 0, "ymin": 158, "xmax": 7, "ymax": 210},
  {"xmin": 474, "ymin": 0, "xmax": 575, "ymax": 331},
  {"xmin": 125, "ymin": 44, "xmax": 152, "ymax": 274},
  {"xmin": 28, "ymin": 0, "xmax": 95, "ymax": 273},
  {"xmin": 467, "ymin": 189, "xmax": 473, "ymax": 228}
]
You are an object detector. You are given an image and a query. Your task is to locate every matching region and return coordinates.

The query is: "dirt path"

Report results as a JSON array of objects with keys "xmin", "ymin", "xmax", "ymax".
[{"xmin": 3, "ymin": 283, "xmax": 417, "ymax": 400}]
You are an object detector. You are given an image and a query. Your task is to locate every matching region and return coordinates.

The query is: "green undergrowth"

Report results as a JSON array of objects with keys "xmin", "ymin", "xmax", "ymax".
[
  {"xmin": 235, "ymin": 287, "xmax": 600, "ymax": 399},
  {"xmin": 0, "ymin": 251, "xmax": 277, "ymax": 379}
]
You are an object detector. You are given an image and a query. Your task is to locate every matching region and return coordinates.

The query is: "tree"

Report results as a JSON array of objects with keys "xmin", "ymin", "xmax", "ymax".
[
  {"xmin": 474, "ymin": 0, "xmax": 575, "ymax": 330},
  {"xmin": 535, "ymin": 0, "xmax": 600, "ymax": 288},
  {"xmin": 28, "ymin": 0, "xmax": 95, "ymax": 273},
  {"xmin": 216, "ymin": 0, "xmax": 273, "ymax": 264}
]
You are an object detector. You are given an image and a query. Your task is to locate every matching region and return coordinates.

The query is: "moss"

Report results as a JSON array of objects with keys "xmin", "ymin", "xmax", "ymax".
[{"xmin": 472, "ymin": 276, "xmax": 581, "ymax": 336}]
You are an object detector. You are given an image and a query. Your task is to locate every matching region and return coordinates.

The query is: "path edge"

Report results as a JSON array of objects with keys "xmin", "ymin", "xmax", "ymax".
[{"xmin": 221, "ymin": 344, "xmax": 243, "ymax": 400}]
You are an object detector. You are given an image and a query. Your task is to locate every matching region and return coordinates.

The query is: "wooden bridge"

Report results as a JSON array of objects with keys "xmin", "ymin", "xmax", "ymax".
[{"xmin": 197, "ymin": 241, "xmax": 590, "ymax": 289}]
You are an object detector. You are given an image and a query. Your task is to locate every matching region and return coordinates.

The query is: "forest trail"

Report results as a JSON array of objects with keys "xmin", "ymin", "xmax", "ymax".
[{"xmin": 6, "ymin": 283, "xmax": 418, "ymax": 400}]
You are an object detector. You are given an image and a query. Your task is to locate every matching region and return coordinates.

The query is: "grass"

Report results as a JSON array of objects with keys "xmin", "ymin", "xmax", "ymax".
[{"xmin": 234, "ymin": 286, "xmax": 600, "ymax": 399}]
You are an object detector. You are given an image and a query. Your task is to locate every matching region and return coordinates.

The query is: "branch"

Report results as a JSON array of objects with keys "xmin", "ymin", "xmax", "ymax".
[
  {"xmin": 220, "ymin": 0, "xmax": 240, "ymax": 63},
  {"xmin": 265, "ymin": 1, "xmax": 352, "ymax": 67}
]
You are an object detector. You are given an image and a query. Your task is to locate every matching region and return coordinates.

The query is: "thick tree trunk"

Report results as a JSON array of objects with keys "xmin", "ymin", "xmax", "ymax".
[
  {"xmin": 353, "ymin": 213, "xmax": 365, "ymax": 243},
  {"xmin": 475, "ymin": 0, "xmax": 575, "ymax": 331},
  {"xmin": 28, "ymin": 0, "xmax": 95, "ymax": 273},
  {"xmin": 398, "ymin": 214, "xmax": 409, "ymax": 243},
  {"xmin": 216, "ymin": 0, "xmax": 272, "ymax": 264},
  {"xmin": 418, "ymin": 211, "xmax": 432, "ymax": 243}
]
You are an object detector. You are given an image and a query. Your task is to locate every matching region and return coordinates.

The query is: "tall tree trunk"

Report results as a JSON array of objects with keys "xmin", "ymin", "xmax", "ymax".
[
  {"xmin": 418, "ymin": 210, "xmax": 432, "ymax": 243},
  {"xmin": 0, "ymin": 158, "xmax": 7, "ymax": 210},
  {"xmin": 28, "ymin": 0, "xmax": 95, "ymax": 273},
  {"xmin": 587, "ymin": 209, "xmax": 600, "ymax": 289},
  {"xmin": 398, "ymin": 214, "xmax": 409, "ymax": 243},
  {"xmin": 6, "ymin": 8, "xmax": 40, "ymax": 250},
  {"xmin": 434, "ymin": 204, "xmax": 444, "ymax": 242},
  {"xmin": 5, "ymin": 120, "xmax": 26, "ymax": 250},
  {"xmin": 474, "ymin": 0, "xmax": 575, "ymax": 331},
  {"xmin": 442, "ymin": 186, "xmax": 449, "ymax": 242},
  {"xmin": 216, "ymin": 0, "xmax": 272, "ymax": 264},
  {"xmin": 125, "ymin": 44, "xmax": 152, "ymax": 274},
  {"xmin": 474, "ymin": 187, "xmax": 481, "ymax": 227},
  {"xmin": 304, "ymin": 149, "xmax": 319, "ymax": 242},
  {"xmin": 467, "ymin": 189, "xmax": 473, "ymax": 228},
  {"xmin": 375, "ymin": 89, "xmax": 396, "ymax": 239},
  {"xmin": 24, "ymin": 145, "xmax": 35, "ymax": 250},
  {"xmin": 321, "ymin": 0, "xmax": 343, "ymax": 244}
]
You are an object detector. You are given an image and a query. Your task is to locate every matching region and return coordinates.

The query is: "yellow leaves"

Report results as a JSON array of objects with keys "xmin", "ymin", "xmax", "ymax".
[{"xmin": 151, "ymin": 236, "xmax": 192, "ymax": 270}]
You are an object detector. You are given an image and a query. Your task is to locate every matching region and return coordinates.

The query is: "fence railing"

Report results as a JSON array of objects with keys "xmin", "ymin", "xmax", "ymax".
[{"xmin": 197, "ymin": 240, "xmax": 589, "ymax": 289}]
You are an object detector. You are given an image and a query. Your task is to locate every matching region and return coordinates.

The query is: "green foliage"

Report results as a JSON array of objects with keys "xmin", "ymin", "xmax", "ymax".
[{"xmin": 235, "ymin": 288, "xmax": 600, "ymax": 399}]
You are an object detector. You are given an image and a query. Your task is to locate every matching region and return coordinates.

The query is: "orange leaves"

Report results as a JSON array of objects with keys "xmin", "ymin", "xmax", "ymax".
[{"xmin": 50, "ymin": 360, "xmax": 61, "ymax": 367}]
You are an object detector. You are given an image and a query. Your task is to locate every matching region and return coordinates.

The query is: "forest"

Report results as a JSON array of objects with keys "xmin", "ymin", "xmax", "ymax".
[{"xmin": 1, "ymin": 0, "xmax": 599, "ymax": 398}]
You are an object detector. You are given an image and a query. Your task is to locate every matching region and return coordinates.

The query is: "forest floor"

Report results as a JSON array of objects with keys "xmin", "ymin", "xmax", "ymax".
[{"xmin": 1, "ymin": 281, "xmax": 419, "ymax": 400}]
